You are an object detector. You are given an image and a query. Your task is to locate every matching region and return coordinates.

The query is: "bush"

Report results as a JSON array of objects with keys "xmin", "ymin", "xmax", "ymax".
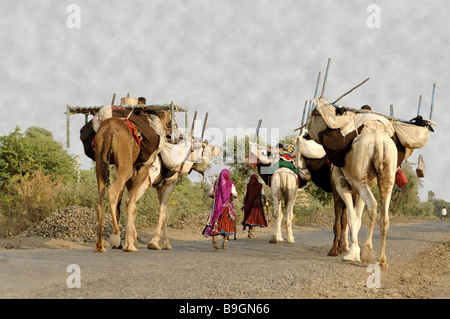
[{"xmin": 0, "ymin": 170, "xmax": 64, "ymax": 237}]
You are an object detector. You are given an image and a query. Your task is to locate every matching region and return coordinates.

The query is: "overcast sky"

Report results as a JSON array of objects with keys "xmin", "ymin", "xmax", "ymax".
[{"xmin": 0, "ymin": 0, "xmax": 448, "ymax": 201}]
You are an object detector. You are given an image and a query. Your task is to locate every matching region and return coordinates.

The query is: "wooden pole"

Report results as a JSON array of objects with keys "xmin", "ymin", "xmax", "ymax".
[
  {"xmin": 429, "ymin": 83, "xmax": 436, "ymax": 121},
  {"xmin": 66, "ymin": 105, "xmax": 70, "ymax": 148},
  {"xmin": 313, "ymin": 71, "xmax": 322, "ymax": 100},
  {"xmin": 170, "ymin": 101, "xmax": 175, "ymax": 143},
  {"xmin": 111, "ymin": 93, "xmax": 116, "ymax": 105},
  {"xmin": 254, "ymin": 119, "xmax": 262, "ymax": 143},
  {"xmin": 332, "ymin": 78, "xmax": 370, "ymax": 104},
  {"xmin": 190, "ymin": 111, "xmax": 198, "ymax": 161},
  {"xmin": 185, "ymin": 109, "xmax": 188, "ymax": 146},
  {"xmin": 300, "ymin": 100, "xmax": 307, "ymax": 135},
  {"xmin": 417, "ymin": 95, "xmax": 422, "ymax": 116},
  {"xmin": 390, "ymin": 104, "xmax": 394, "ymax": 117},
  {"xmin": 320, "ymin": 58, "xmax": 331, "ymax": 98},
  {"xmin": 190, "ymin": 111, "xmax": 198, "ymax": 139},
  {"xmin": 201, "ymin": 112, "xmax": 209, "ymax": 140}
]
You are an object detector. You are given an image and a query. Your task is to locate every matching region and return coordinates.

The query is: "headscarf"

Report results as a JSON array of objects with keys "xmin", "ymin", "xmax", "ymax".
[
  {"xmin": 244, "ymin": 174, "xmax": 263, "ymax": 212},
  {"xmin": 206, "ymin": 169, "xmax": 235, "ymax": 229}
]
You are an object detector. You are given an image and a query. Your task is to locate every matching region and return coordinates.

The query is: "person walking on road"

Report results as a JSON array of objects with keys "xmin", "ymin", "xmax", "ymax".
[
  {"xmin": 242, "ymin": 174, "xmax": 268, "ymax": 238},
  {"xmin": 203, "ymin": 169, "xmax": 238, "ymax": 249}
]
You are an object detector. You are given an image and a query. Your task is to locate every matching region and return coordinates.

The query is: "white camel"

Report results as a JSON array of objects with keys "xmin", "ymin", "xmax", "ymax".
[
  {"xmin": 331, "ymin": 120, "xmax": 397, "ymax": 268},
  {"xmin": 269, "ymin": 167, "xmax": 301, "ymax": 243},
  {"xmin": 249, "ymin": 140, "xmax": 307, "ymax": 244},
  {"xmin": 122, "ymin": 141, "xmax": 222, "ymax": 252}
]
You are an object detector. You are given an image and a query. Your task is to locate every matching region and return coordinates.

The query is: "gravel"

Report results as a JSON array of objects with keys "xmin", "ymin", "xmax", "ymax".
[{"xmin": 19, "ymin": 205, "xmax": 115, "ymax": 243}]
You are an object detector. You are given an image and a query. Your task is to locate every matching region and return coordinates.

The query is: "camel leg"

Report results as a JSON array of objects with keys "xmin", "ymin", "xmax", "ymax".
[
  {"xmin": 337, "ymin": 206, "xmax": 349, "ymax": 254},
  {"xmin": 107, "ymin": 170, "xmax": 131, "ymax": 249},
  {"xmin": 333, "ymin": 167, "xmax": 361, "ymax": 263},
  {"xmin": 123, "ymin": 166, "xmax": 150, "ymax": 252},
  {"xmin": 95, "ymin": 180, "xmax": 107, "ymax": 252},
  {"xmin": 94, "ymin": 159, "xmax": 108, "ymax": 253},
  {"xmin": 285, "ymin": 190, "xmax": 296, "ymax": 244},
  {"xmin": 149, "ymin": 181, "xmax": 176, "ymax": 250},
  {"xmin": 160, "ymin": 179, "xmax": 177, "ymax": 250},
  {"xmin": 377, "ymin": 179, "xmax": 394, "ymax": 268},
  {"xmin": 269, "ymin": 195, "xmax": 283, "ymax": 243},
  {"xmin": 329, "ymin": 191, "xmax": 344, "ymax": 256}
]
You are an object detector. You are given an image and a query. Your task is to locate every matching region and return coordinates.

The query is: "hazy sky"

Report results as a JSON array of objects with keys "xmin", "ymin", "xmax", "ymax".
[{"xmin": 0, "ymin": 0, "xmax": 449, "ymax": 201}]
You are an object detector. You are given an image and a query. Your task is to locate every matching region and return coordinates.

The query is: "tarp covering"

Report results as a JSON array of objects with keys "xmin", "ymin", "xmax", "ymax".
[
  {"xmin": 392, "ymin": 121, "xmax": 430, "ymax": 149},
  {"xmin": 159, "ymin": 140, "xmax": 204, "ymax": 171},
  {"xmin": 80, "ymin": 106, "xmax": 166, "ymax": 165},
  {"xmin": 307, "ymin": 98, "xmax": 431, "ymax": 167}
]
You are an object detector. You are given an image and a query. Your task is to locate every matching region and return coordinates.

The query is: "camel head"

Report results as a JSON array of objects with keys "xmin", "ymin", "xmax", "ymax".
[
  {"xmin": 191, "ymin": 142, "xmax": 223, "ymax": 175},
  {"xmin": 248, "ymin": 142, "xmax": 274, "ymax": 167}
]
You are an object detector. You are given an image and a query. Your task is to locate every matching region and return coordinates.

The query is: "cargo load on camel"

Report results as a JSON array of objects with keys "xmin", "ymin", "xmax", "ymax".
[
  {"xmin": 306, "ymin": 97, "xmax": 435, "ymax": 168},
  {"xmin": 68, "ymin": 97, "xmax": 188, "ymax": 168}
]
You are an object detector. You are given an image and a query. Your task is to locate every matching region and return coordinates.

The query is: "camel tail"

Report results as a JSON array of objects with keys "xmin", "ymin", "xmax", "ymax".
[
  {"xmin": 373, "ymin": 134, "xmax": 385, "ymax": 174},
  {"xmin": 99, "ymin": 133, "xmax": 113, "ymax": 188}
]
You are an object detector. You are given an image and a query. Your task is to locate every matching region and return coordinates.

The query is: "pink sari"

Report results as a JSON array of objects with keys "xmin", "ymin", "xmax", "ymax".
[{"xmin": 203, "ymin": 169, "xmax": 236, "ymax": 237}]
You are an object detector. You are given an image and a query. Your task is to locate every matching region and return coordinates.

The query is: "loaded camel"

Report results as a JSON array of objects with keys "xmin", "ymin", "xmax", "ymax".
[
  {"xmin": 331, "ymin": 120, "xmax": 397, "ymax": 268},
  {"xmin": 306, "ymin": 95, "xmax": 434, "ymax": 267},
  {"xmin": 122, "ymin": 140, "xmax": 222, "ymax": 252},
  {"xmin": 92, "ymin": 117, "xmax": 159, "ymax": 252},
  {"xmin": 248, "ymin": 132, "xmax": 349, "ymax": 255},
  {"xmin": 88, "ymin": 107, "xmax": 221, "ymax": 252}
]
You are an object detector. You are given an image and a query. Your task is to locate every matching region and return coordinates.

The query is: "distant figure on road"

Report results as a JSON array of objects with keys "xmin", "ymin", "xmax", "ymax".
[{"xmin": 442, "ymin": 207, "xmax": 447, "ymax": 222}]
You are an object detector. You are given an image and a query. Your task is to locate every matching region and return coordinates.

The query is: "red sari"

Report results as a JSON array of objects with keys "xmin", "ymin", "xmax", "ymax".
[{"xmin": 242, "ymin": 174, "xmax": 267, "ymax": 229}]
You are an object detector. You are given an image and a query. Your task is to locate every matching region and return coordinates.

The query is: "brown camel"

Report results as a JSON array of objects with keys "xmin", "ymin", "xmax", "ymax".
[
  {"xmin": 92, "ymin": 112, "xmax": 164, "ymax": 252},
  {"xmin": 93, "ymin": 117, "xmax": 141, "ymax": 252}
]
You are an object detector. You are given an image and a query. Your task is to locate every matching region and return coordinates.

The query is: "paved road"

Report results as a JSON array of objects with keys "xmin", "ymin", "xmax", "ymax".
[{"xmin": 0, "ymin": 221, "xmax": 448, "ymax": 300}]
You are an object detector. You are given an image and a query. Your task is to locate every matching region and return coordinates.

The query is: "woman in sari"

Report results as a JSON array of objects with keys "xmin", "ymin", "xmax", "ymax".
[
  {"xmin": 203, "ymin": 169, "xmax": 238, "ymax": 249},
  {"xmin": 242, "ymin": 174, "xmax": 268, "ymax": 238}
]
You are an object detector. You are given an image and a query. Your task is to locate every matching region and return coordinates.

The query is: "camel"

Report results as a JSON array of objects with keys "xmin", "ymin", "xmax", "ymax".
[
  {"xmin": 249, "ymin": 134, "xmax": 349, "ymax": 255},
  {"xmin": 331, "ymin": 120, "xmax": 397, "ymax": 268},
  {"xmin": 248, "ymin": 140, "xmax": 305, "ymax": 244},
  {"xmin": 93, "ymin": 117, "xmax": 141, "ymax": 252},
  {"xmin": 121, "ymin": 141, "xmax": 222, "ymax": 252},
  {"xmin": 88, "ymin": 107, "xmax": 169, "ymax": 252},
  {"xmin": 269, "ymin": 167, "xmax": 301, "ymax": 243}
]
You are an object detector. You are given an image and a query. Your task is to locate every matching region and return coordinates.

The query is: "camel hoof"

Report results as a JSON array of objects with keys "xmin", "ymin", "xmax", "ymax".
[
  {"xmin": 148, "ymin": 241, "xmax": 162, "ymax": 250},
  {"xmin": 342, "ymin": 250, "xmax": 361, "ymax": 263},
  {"xmin": 360, "ymin": 248, "xmax": 376, "ymax": 263},
  {"xmin": 162, "ymin": 244, "xmax": 173, "ymax": 250},
  {"xmin": 328, "ymin": 250, "xmax": 338, "ymax": 257},
  {"xmin": 378, "ymin": 260, "xmax": 389, "ymax": 269},
  {"xmin": 94, "ymin": 247, "xmax": 106, "ymax": 253},
  {"xmin": 285, "ymin": 239, "xmax": 295, "ymax": 244},
  {"xmin": 123, "ymin": 246, "xmax": 139, "ymax": 252},
  {"xmin": 269, "ymin": 236, "xmax": 278, "ymax": 244},
  {"xmin": 109, "ymin": 234, "xmax": 121, "ymax": 249}
]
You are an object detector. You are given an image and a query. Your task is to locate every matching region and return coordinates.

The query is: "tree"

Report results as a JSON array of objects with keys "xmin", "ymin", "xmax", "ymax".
[
  {"xmin": 427, "ymin": 190, "xmax": 435, "ymax": 202},
  {"xmin": 223, "ymin": 135, "xmax": 255, "ymax": 195},
  {"xmin": 388, "ymin": 161, "xmax": 429, "ymax": 216},
  {"xmin": 0, "ymin": 126, "xmax": 77, "ymax": 185}
]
